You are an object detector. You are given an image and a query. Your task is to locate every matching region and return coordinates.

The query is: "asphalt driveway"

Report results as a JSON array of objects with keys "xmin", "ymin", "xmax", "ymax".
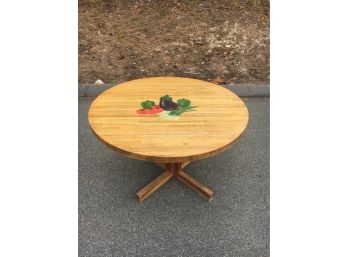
[{"xmin": 79, "ymin": 96, "xmax": 269, "ymax": 257}]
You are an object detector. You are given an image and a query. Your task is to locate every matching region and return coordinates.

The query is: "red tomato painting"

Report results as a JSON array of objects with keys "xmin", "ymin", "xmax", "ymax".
[{"xmin": 136, "ymin": 105, "xmax": 164, "ymax": 115}]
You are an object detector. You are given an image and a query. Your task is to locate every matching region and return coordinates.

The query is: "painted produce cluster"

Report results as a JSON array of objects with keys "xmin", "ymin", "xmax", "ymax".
[{"xmin": 137, "ymin": 95, "xmax": 197, "ymax": 120}]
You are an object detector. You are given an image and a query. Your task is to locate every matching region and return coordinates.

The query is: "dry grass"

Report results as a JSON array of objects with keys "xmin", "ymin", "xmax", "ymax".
[{"xmin": 79, "ymin": 0, "xmax": 269, "ymax": 84}]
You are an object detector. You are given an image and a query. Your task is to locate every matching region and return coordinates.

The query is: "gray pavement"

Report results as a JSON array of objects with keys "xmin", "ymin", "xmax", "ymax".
[
  {"xmin": 79, "ymin": 97, "xmax": 269, "ymax": 257},
  {"xmin": 78, "ymin": 83, "xmax": 269, "ymax": 98}
]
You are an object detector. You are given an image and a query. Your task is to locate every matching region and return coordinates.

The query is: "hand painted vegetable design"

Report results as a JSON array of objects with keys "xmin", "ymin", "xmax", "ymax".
[
  {"xmin": 136, "ymin": 94, "xmax": 197, "ymax": 119},
  {"xmin": 137, "ymin": 105, "xmax": 163, "ymax": 114},
  {"xmin": 177, "ymin": 98, "xmax": 191, "ymax": 108},
  {"xmin": 141, "ymin": 100, "xmax": 155, "ymax": 109},
  {"xmin": 168, "ymin": 105, "xmax": 197, "ymax": 116},
  {"xmin": 159, "ymin": 95, "xmax": 178, "ymax": 110}
]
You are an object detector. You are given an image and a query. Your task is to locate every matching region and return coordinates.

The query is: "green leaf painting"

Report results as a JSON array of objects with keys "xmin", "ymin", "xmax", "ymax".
[{"xmin": 136, "ymin": 94, "xmax": 197, "ymax": 119}]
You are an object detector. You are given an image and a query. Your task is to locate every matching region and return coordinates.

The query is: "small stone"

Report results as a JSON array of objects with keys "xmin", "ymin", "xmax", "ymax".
[{"xmin": 95, "ymin": 79, "xmax": 104, "ymax": 85}]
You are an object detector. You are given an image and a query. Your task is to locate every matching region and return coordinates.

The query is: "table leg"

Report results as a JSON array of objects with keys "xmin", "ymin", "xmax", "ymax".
[
  {"xmin": 155, "ymin": 161, "xmax": 190, "ymax": 170},
  {"xmin": 136, "ymin": 161, "xmax": 213, "ymax": 202},
  {"xmin": 181, "ymin": 161, "xmax": 191, "ymax": 169},
  {"xmin": 175, "ymin": 170, "xmax": 214, "ymax": 201},
  {"xmin": 136, "ymin": 170, "xmax": 174, "ymax": 203}
]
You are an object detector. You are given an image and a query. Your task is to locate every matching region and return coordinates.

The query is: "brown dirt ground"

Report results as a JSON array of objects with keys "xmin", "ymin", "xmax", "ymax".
[{"xmin": 79, "ymin": 0, "xmax": 269, "ymax": 85}]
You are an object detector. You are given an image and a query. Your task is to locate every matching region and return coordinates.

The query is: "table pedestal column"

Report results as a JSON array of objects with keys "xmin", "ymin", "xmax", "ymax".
[{"xmin": 136, "ymin": 162, "xmax": 214, "ymax": 203}]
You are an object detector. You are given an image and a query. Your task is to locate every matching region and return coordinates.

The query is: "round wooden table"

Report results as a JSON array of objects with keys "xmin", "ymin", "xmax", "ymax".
[{"xmin": 88, "ymin": 77, "xmax": 249, "ymax": 202}]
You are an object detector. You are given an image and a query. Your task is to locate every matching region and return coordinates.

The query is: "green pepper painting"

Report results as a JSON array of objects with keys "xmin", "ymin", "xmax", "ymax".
[{"xmin": 136, "ymin": 95, "xmax": 197, "ymax": 120}]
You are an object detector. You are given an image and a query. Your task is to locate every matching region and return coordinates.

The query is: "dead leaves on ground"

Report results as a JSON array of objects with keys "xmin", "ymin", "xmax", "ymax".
[{"xmin": 211, "ymin": 76, "xmax": 227, "ymax": 85}]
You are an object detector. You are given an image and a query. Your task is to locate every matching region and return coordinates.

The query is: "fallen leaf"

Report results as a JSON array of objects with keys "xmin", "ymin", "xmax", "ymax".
[{"xmin": 212, "ymin": 76, "xmax": 226, "ymax": 85}]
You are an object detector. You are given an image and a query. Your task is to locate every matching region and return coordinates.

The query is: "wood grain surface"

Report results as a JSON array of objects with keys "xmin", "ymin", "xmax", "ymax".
[{"xmin": 88, "ymin": 77, "xmax": 249, "ymax": 163}]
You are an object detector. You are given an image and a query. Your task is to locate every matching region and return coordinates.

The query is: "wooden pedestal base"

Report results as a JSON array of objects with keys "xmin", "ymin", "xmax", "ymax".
[{"xmin": 136, "ymin": 162, "xmax": 214, "ymax": 203}]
